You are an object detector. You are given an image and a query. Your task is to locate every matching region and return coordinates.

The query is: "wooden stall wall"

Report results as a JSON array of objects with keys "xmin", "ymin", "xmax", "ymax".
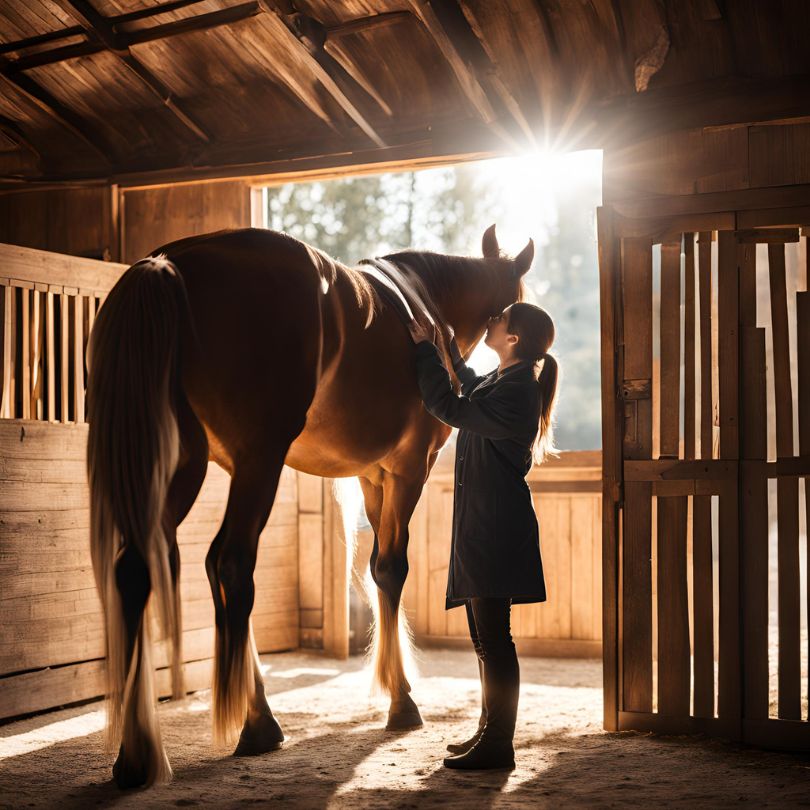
[
  {"xmin": 120, "ymin": 180, "xmax": 252, "ymax": 264},
  {"xmin": 0, "ymin": 243, "xmax": 300, "ymax": 720},
  {"xmin": 600, "ymin": 114, "xmax": 810, "ymax": 749},
  {"xmin": 0, "ymin": 187, "xmax": 117, "ymax": 261},
  {"xmin": 403, "ymin": 444, "xmax": 602, "ymax": 658}
]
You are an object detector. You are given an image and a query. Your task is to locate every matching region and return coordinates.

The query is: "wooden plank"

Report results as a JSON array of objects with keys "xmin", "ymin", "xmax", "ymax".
[
  {"xmin": 622, "ymin": 481, "xmax": 652, "ymax": 713},
  {"xmin": 739, "ymin": 328, "xmax": 769, "ymax": 722},
  {"xmin": 30, "ymin": 290, "xmax": 42, "ymax": 419},
  {"xmin": 571, "ymin": 497, "xmax": 596, "ymax": 639},
  {"xmin": 20, "ymin": 287, "xmax": 30, "ymax": 419},
  {"xmin": 684, "ymin": 234, "xmax": 696, "ymax": 460},
  {"xmin": 1, "ymin": 284, "xmax": 14, "ymax": 418},
  {"xmin": 298, "ymin": 512, "xmax": 323, "ymax": 612},
  {"xmin": 656, "ymin": 496, "xmax": 690, "ymax": 715},
  {"xmin": 60, "ymin": 292, "xmax": 69, "ymax": 423},
  {"xmin": 73, "ymin": 295, "xmax": 84, "ymax": 422},
  {"xmin": 598, "ymin": 206, "xmax": 622, "ymax": 731},
  {"xmin": 735, "ymin": 228, "xmax": 800, "ymax": 244},
  {"xmin": 45, "ymin": 291, "xmax": 54, "ymax": 421},
  {"xmin": 621, "ymin": 238, "xmax": 653, "ymax": 461},
  {"xmin": 716, "ymin": 231, "xmax": 740, "ymax": 732},
  {"xmin": 692, "ymin": 492, "xmax": 714, "ymax": 718},
  {"xmin": 321, "ymin": 479, "xmax": 348, "ymax": 659},
  {"xmin": 659, "ymin": 242, "xmax": 681, "ymax": 458},
  {"xmin": 798, "ymin": 291, "xmax": 810, "ymax": 711},
  {"xmin": 768, "ymin": 243, "xmax": 801, "ymax": 720},
  {"xmin": 0, "ymin": 243, "xmax": 125, "ymax": 293},
  {"xmin": 698, "ymin": 232, "xmax": 713, "ymax": 460}
]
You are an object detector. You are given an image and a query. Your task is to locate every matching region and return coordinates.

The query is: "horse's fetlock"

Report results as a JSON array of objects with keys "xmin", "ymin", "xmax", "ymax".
[{"xmin": 373, "ymin": 553, "xmax": 409, "ymax": 595}]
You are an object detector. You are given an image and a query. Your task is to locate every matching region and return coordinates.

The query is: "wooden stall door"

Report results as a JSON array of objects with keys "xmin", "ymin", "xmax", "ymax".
[{"xmin": 599, "ymin": 207, "xmax": 810, "ymax": 750}]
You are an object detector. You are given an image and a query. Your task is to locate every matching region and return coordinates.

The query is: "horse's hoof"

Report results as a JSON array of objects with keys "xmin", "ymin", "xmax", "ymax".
[
  {"xmin": 112, "ymin": 747, "xmax": 148, "ymax": 790},
  {"xmin": 386, "ymin": 694, "xmax": 424, "ymax": 731},
  {"xmin": 233, "ymin": 713, "xmax": 285, "ymax": 757}
]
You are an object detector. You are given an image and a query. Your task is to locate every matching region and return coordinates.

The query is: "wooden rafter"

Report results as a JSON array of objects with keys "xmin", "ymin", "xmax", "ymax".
[
  {"xmin": 256, "ymin": 1, "xmax": 386, "ymax": 148},
  {"xmin": 406, "ymin": 0, "xmax": 527, "ymax": 149},
  {"xmin": 327, "ymin": 11, "xmax": 411, "ymax": 39},
  {"xmin": 0, "ymin": 114, "xmax": 41, "ymax": 161},
  {"xmin": 59, "ymin": 0, "xmax": 212, "ymax": 142},
  {"xmin": 110, "ymin": 0, "xmax": 207, "ymax": 26},
  {"xmin": 125, "ymin": 2, "xmax": 262, "ymax": 46},
  {"xmin": 0, "ymin": 61, "xmax": 110, "ymax": 164},
  {"xmin": 0, "ymin": 25, "xmax": 86, "ymax": 56}
]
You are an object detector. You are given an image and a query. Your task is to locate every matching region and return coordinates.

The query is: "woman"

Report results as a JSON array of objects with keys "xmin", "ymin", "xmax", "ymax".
[{"xmin": 408, "ymin": 302, "xmax": 558, "ymax": 770}]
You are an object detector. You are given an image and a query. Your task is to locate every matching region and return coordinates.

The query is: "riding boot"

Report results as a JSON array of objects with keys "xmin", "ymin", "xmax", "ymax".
[
  {"xmin": 446, "ymin": 657, "xmax": 486, "ymax": 754},
  {"xmin": 444, "ymin": 640, "xmax": 519, "ymax": 770}
]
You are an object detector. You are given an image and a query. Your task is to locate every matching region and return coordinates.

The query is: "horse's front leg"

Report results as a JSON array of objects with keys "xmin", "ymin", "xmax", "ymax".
[{"xmin": 361, "ymin": 471, "xmax": 425, "ymax": 730}]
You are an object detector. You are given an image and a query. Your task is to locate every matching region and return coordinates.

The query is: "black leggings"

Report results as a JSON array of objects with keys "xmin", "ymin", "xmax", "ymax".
[{"xmin": 465, "ymin": 598, "xmax": 520, "ymax": 742}]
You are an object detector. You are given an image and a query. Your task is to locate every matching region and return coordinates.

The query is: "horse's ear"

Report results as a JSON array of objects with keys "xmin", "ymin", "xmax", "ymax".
[
  {"xmin": 482, "ymin": 224, "xmax": 499, "ymax": 258},
  {"xmin": 513, "ymin": 238, "xmax": 534, "ymax": 277}
]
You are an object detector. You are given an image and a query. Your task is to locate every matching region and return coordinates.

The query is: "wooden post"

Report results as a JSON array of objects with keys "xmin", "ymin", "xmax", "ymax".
[
  {"xmin": 716, "ymin": 230, "xmax": 741, "ymax": 733},
  {"xmin": 60, "ymin": 292, "xmax": 69, "ymax": 423},
  {"xmin": 621, "ymin": 236, "xmax": 653, "ymax": 714},
  {"xmin": 1, "ymin": 284, "xmax": 13, "ymax": 418},
  {"xmin": 46, "ymin": 291, "xmax": 55, "ymax": 422},
  {"xmin": 597, "ymin": 206, "xmax": 622, "ymax": 730},
  {"xmin": 692, "ymin": 231, "xmax": 715, "ymax": 718},
  {"xmin": 322, "ymin": 479, "xmax": 349, "ymax": 659}
]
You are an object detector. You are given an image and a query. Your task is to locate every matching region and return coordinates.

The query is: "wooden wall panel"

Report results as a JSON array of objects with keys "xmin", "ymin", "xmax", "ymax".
[
  {"xmin": 403, "ymin": 449, "xmax": 603, "ymax": 658},
  {"xmin": 121, "ymin": 180, "xmax": 251, "ymax": 264},
  {"xmin": 0, "ymin": 187, "xmax": 115, "ymax": 260},
  {"xmin": 0, "ymin": 420, "xmax": 299, "ymax": 719}
]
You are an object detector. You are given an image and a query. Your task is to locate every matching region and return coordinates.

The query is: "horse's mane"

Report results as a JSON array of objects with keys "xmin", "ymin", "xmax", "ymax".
[{"xmin": 381, "ymin": 250, "xmax": 496, "ymax": 312}]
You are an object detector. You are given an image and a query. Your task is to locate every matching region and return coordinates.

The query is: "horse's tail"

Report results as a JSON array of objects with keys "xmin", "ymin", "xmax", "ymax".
[{"xmin": 87, "ymin": 255, "xmax": 186, "ymax": 773}]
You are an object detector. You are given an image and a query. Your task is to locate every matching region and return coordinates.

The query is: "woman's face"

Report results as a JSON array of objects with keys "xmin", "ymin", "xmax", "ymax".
[{"xmin": 484, "ymin": 306, "xmax": 517, "ymax": 352}]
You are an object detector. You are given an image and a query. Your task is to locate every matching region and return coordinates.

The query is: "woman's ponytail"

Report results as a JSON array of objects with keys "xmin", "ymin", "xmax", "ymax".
[
  {"xmin": 532, "ymin": 352, "xmax": 559, "ymax": 464},
  {"xmin": 506, "ymin": 302, "xmax": 559, "ymax": 465}
]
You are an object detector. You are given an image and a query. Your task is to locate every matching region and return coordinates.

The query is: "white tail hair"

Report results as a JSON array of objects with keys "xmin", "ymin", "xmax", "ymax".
[{"xmin": 87, "ymin": 255, "xmax": 185, "ymax": 785}]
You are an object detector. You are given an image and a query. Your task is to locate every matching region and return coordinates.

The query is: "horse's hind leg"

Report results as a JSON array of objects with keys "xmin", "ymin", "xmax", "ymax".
[
  {"xmin": 362, "ymin": 472, "xmax": 425, "ymax": 730},
  {"xmin": 112, "ymin": 397, "xmax": 207, "ymax": 788},
  {"xmin": 205, "ymin": 449, "xmax": 288, "ymax": 755}
]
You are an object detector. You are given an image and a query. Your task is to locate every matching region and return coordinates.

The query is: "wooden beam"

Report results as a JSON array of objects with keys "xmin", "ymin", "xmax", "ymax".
[
  {"xmin": 0, "ymin": 114, "xmax": 41, "ymax": 162},
  {"xmin": 110, "ymin": 0, "xmax": 207, "ymax": 26},
  {"xmin": 256, "ymin": 2, "xmax": 386, "ymax": 148},
  {"xmin": 455, "ymin": 1, "xmax": 537, "ymax": 145},
  {"xmin": 60, "ymin": 0, "xmax": 212, "ymax": 143},
  {"xmin": 124, "ymin": 1, "xmax": 262, "ymax": 46},
  {"xmin": 0, "ymin": 25, "xmax": 86, "ymax": 56},
  {"xmin": 0, "ymin": 63, "xmax": 110, "ymax": 165},
  {"xmin": 327, "ymin": 11, "xmax": 411, "ymax": 38},
  {"xmin": 406, "ymin": 1, "xmax": 508, "ymax": 141}
]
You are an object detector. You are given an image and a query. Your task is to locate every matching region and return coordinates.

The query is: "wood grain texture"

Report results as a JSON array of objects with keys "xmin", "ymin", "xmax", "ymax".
[{"xmin": 768, "ymin": 243, "xmax": 801, "ymax": 720}]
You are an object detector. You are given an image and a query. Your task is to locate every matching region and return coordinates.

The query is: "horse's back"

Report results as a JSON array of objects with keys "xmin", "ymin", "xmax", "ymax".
[{"xmin": 155, "ymin": 229, "xmax": 327, "ymax": 466}]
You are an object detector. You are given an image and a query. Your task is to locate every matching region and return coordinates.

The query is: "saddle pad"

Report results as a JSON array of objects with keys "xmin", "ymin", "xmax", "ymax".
[{"xmin": 357, "ymin": 257, "xmax": 436, "ymax": 329}]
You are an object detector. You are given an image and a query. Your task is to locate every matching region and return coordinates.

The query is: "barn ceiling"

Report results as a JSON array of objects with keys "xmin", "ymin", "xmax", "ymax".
[{"xmin": 0, "ymin": 0, "xmax": 808, "ymax": 187}]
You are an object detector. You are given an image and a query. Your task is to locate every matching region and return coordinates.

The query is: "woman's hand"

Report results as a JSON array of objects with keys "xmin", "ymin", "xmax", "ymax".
[{"xmin": 408, "ymin": 317, "xmax": 436, "ymax": 344}]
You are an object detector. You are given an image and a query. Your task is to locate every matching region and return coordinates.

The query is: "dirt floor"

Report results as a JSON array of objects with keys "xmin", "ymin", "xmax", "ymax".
[{"xmin": 1, "ymin": 648, "xmax": 809, "ymax": 809}]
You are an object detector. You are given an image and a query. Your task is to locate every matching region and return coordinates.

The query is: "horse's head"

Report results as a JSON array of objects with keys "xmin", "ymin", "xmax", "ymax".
[
  {"xmin": 480, "ymin": 223, "xmax": 534, "ymax": 317},
  {"xmin": 382, "ymin": 224, "xmax": 533, "ymax": 354}
]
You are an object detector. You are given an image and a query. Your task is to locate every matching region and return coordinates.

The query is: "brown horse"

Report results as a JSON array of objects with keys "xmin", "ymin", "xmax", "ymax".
[{"xmin": 86, "ymin": 224, "xmax": 532, "ymax": 788}]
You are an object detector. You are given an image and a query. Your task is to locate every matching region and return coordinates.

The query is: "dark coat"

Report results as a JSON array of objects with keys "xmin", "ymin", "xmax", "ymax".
[{"xmin": 414, "ymin": 339, "xmax": 547, "ymax": 609}]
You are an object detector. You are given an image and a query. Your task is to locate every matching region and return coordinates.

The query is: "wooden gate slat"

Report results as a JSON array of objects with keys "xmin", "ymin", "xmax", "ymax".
[
  {"xmin": 60, "ymin": 293, "xmax": 69, "ymax": 423},
  {"xmin": 740, "ymin": 326, "xmax": 769, "ymax": 720},
  {"xmin": 659, "ymin": 242, "xmax": 681, "ymax": 459},
  {"xmin": 684, "ymin": 234, "xmax": 696, "ymax": 460},
  {"xmin": 698, "ymin": 233, "xmax": 713, "ymax": 460},
  {"xmin": 73, "ymin": 296, "xmax": 85, "ymax": 423},
  {"xmin": 657, "ymin": 495, "xmax": 690, "ymax": 715},
  {"xmin": 716, "ymin": 231, "xmax": 741, "ymax": 725},
  {"xmin": 768, "ymin": 242, "xmax": 801, "ymax": 720},
  {"xmin": 797, "ymin": 290, "xmax": 809, "ymax": 711},
  {"xmin": 21, "ymin": 288, "xmax": 31, "ymax": 419},
  {"xmin": 46, "ymin": 291, "xmax": 55, "ymax": 421},
  {"xmin": 623, "ymin": 481, "xmax": 653, "ymax": 712}
]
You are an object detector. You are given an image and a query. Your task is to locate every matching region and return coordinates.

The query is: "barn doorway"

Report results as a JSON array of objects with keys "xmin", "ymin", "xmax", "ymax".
[{"xmin": 253, "ymin": 150, "xmax": 606, "ymax": 666}]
